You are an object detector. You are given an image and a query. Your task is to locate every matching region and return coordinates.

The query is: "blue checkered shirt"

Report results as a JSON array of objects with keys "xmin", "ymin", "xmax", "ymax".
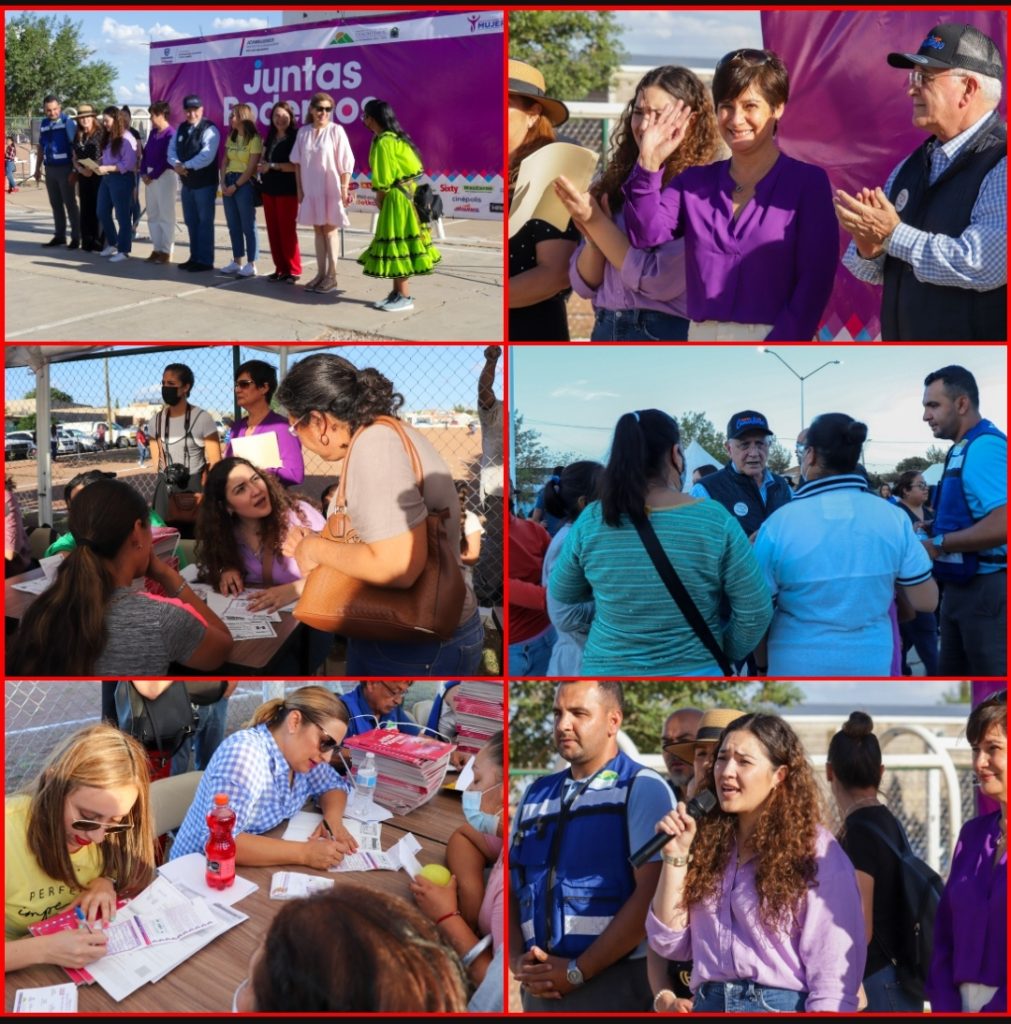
[
  {"xmin": 843, "ymin": 111, "xmax": 1007, "ymax": 290},
  {"xmin": 169, "ymin": 723, "xmax": 351, "ymax": 859}
]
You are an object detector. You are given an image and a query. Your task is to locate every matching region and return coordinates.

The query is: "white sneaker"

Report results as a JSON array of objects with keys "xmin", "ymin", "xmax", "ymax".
[
  {"xmin": 238, "ymin": 262, "xmax": 257, "ymax": 278},
  {"xmin": 373, "ymin": 289, "xmax": 398, "ymax": 309},
  {"xmin": 219, "ymin": 260, "xmax": 242, "ymax": 274},
  {"xmin": 99, "ymin": 245, "xmax": 118, "ymax": 257},
  {"xmin": 380, "ymin": 294, "xmax": 414, "ymax": 312},
  {"xmin": 109, "ymin": 252, "xmax": 128, "ymax": 263}
]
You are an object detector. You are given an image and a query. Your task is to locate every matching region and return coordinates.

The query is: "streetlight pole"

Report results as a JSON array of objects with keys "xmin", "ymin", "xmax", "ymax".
[{"xmin": 758, "ymin": 348, "xmax": 842, "ymax": 433}]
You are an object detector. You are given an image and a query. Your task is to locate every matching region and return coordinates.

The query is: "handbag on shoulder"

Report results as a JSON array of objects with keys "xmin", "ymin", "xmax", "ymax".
[
  {"xmin": 294, "ymin": 416, "xmax": 466, "ymax": 642},
  {"xmin": 114, "ymin": 681, "xmax": 198, "ymax": 755}
]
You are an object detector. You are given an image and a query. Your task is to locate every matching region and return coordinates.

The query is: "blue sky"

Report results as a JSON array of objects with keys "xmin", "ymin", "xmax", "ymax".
[
  {"xmin": 5, "ymin": 10, "xmax": 285, "ymax": 107},
  {"xmin": 5, "ymin": 345, "xmax": 502, "ymax": 416},
  {"xmin": 791, "ymin": 681, "xmax": 964, "ymax": 708},
  {"xmin": 615, "ymin": 9, "xmax": 761, "ymax": 60},
  {"xmin": 510, "ymin": 345, "xmax": 1007, "ymax": 472}
]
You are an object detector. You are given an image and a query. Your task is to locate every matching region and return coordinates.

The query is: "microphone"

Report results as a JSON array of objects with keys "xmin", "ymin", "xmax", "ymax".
[{"xmin": 628, "ymin": 789, "xmax": 717, "ymax": 869}]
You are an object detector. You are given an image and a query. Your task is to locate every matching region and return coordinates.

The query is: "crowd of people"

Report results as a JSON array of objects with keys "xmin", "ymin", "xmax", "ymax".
[
  {"xmin": 4, "ymin": 684, "xmax": 503, "ymax": 1012},
  {"xmin": 512, "ymin": 364, "xmax": 1005, "ymax": 678},
  {"xmin": 32, "ymin": 93, "xmax": 440, "ymax": 311},
  {"xmin": 7, "ymin": 353, "xmax": 496, "ymax": 678},
  {"xmin": 510, "ymin": 680, "xmax": 1007, "ymax": 1014},
  {"xmin": 508, "ymin": 21, "xmax": 1006, "ymax": 341}
]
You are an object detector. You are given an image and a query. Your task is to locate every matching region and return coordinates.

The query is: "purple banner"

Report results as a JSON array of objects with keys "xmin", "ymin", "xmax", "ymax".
[
  {"xmin": 762, "ymin": 11, "xmax": 1006, "ymax": 339},
  {"xmin": 149, "ymin": 11, "xmax": 504, "ymax": 219}
]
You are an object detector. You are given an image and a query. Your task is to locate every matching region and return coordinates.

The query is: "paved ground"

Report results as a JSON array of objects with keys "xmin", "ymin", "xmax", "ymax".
[{"xmin": 4, "ymin": 181, "xmax": 503, "ymax": 342}]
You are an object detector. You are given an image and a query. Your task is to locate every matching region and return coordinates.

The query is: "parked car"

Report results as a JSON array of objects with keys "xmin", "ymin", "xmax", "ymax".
[
  {"xmin": 53, "ymin": 431, "xmax": 78, "ymax": 457},
  {"xmin": 60, "ymin": 421, "xmax": 136, "ymax": 449},
  {"xmin": 61, "ymin": 428, "xmax": 101, "ymax": 454},
  {"xmin": 4, "ymin": 433, "xmax": 36, "ymax": 460}
]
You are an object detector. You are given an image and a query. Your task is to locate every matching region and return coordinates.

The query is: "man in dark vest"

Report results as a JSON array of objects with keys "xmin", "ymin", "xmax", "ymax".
[
  {"xmin": 836, "ymin": 23, "xmax": 1006, "ymax": 339},
  {"xmin": 34, "ymin": 94, "xmax": 80, "ymax": 249},
  {"xmin": 690, "ymin": 411, "xmax": 792, "ymax": 538},
  {"xmin": 921, "ymin": 365, "xmax": 1006, "ymax": 675},
  {"xmin": 167, "ymin": 94, "xmax": 220, "ymax": 272}
]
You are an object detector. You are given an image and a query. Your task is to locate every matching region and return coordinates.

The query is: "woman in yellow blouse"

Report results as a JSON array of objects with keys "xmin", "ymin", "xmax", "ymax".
[{"xmin": 220, "ymin": 102, "xmax": 262, "ymax": 278}]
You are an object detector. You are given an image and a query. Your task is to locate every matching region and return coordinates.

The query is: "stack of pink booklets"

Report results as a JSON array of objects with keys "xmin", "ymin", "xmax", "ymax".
[{"xmin": 344, "ymin": 730, "xmax": 455, "ymax": 815}]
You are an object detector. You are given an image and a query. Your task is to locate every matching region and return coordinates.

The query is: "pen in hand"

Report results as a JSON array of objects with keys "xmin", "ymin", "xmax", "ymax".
[
  {"xmin": 74, "ymin": 905, "xmax": 93, "ymax": 934},
  {"xmin": 321, "ymin": 818, "xmax": 335, "ymax": 841}
]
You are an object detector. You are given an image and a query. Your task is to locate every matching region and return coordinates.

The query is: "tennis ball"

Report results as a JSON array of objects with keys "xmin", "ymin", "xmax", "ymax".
[{"xmin": 419, "ymin": 863, "xmax": 451, "ymax": 886}]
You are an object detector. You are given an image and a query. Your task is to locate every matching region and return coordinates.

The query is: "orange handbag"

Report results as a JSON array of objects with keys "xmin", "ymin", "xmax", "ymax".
[{"xmin": 293, "ymin": 416, "xmax": 466, "ymax": 641}]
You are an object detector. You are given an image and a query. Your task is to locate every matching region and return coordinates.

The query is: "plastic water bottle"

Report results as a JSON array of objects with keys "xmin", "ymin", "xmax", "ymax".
[
  {"xmin": 205, "ymin": 793, "xmax": 236, "ymax": 890},
  {"xmin": 356, "ymin": 752, "xmax": 378, "ymax": 815}
]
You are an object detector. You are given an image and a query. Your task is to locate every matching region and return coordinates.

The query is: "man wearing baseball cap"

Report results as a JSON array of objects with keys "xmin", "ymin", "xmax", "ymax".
[
  {"xmin": 167, "ymin": 95, "xmax": 220, "ymax": 272},
  {"xmin": 690, "ymin": 411, "xmax": 792, "ymax": 539},
  {"xmin": 836, "ymin": 23, "xmax": 1006, "ymax": 340}
]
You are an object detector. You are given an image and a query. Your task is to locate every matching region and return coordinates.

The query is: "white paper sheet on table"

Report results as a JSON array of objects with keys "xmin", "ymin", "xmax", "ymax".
[
  {"xmin": 85, "ymin": 876, "xmax": 247, "ymax": 1002},
  {"xmin": 230, "ymin": 430, "xmax": 282, "ymax": 469},
  {"xmin": 281, "ymin": 812, "xmax": 381, "ymax": 852},
  {"xmin": 39, "ymin": 553, "xmax": 63, "ymax": 579},
  {"xmin": 270, "ymin": 871, "xmax": 334, "ymax": 900},
  {"xmin": 334, "ymin": 832, "xmax": 423, "ymax": 875},
  {"xmin": 157, "ymin": 852, "xmax": 258, "ymax": 907},
  {"xmin": 226, "ymin": 618, "xmax": 277, "ymax": 641},
  {"xmin": 13, "ymin": 984, "xmax": 78, "ymax": 1012},
  {"xmin": 12, "ymin": 576, "xmax": 52, "ymax": 595},
  {"xmin": 223, "ymin": 592, "xmax": 281, "ymax": 623}
]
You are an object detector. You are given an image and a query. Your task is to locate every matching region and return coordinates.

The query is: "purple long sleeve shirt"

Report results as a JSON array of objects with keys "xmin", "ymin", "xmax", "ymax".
[
  {"xmin": 645, "ymin": 826, "xmax": 866, "ymax": 1012},
  {"xmin": 225, "ymin": 411, "xmax": 305, "ymax": 487},
  {"xmin": 100, "ymin": 133, "xmax": 137, "ymax": 176},
  {"xmin": 568, "ymin": 207, "xmax": 688, "ymax": 317},
  {"xmin": 237, "ymin": 501, "xmax": 324, "ymax": 585},
  {"xmin": 926, "ymin": 810, "xmax": 1006, "ymax": 1012},
  {"xmin": 622, "ymin": 154, "xmax": 837, "ymax": 340},
  {"xmin": 143, "ymin": 125, "xmax": 174, "ymax": 180}
]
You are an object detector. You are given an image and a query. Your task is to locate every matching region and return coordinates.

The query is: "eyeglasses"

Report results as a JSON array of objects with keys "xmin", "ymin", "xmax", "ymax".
[
  {"xmin": 907, "ymin": 69, "xmax": 958, "ymax": 88},
  {"xmin": 717, "ymin": 48, "xmax": 773, "ymax": 69},
  {"xmin": 795, "ymin": 444, "xmax": 811, "ymax": 459},
  {"xmin": 910, "ymin": 482, "xmax": 929, "ymax": 490},
  {"xmin": 234, "ymin": 379, "xmax": 257, "ymax": 389},
  {"xmin": 313, "ymin": 105, "xmax": 333, "ymax": 113},
  {"xmin": 287, "ymin": 413, "xmax": 310, "ymax": 437},
  {"xmin": 302, "ymin": 713, "xmax": 340, "ymax": 754},
  {"xmin": 376, "ymin": 680, "xmax": 411, "ymax": 702},
  {"xmin": 71, "ymin": 816, "xmax": 133, "ymax": 835}
]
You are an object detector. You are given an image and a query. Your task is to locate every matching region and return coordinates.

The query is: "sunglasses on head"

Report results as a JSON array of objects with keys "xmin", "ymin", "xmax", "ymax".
[
  {"xmin": 71, "ymin": 817, "xmax": 132, "ymax": 835},
  {"xmin": 718, "ymin": 48, "xmax": 773, "ymax": 69}
]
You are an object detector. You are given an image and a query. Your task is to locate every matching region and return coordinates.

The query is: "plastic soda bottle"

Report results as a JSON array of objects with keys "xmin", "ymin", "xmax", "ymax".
[
  {"xmin": 356, "ymin": 752, "xmax": 378, "ymax": 814},
  {"xmin": 205, "ymin": 792, "xmax": 237, "ymax": 890}
]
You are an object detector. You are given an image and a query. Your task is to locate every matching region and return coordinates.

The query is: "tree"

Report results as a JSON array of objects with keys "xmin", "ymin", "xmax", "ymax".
[
  {"xmin": 24, "ymin": 386, "xmax": 74, "ymax": 404},
  {"xmin": 925, "ymin": 445, "xmax": 947, "ymax": 464},
  {"xmin": 509, "ymin": 11, "xmax": 624, "ymax": 101},
  {"xmin": 510, "ymin": 681, "xmax": 804, "ymax": 769},
  {"xmin": 941, "ymin": 682, "xmax": 972, "ymax": 705},
  {"xmin": 676, "ymin": 411, "xmax": 728, "ymax": 464},
  {"xmin": 895, "ymin": 456, "xmax": 930, "ymax": 474},
  {"xmin": 5, "ymin": 14, "xmax": 117, "ymax": 119},
  {"xmin": 767, "ymin": 441, "xmax": 792, "ymax": 474}
]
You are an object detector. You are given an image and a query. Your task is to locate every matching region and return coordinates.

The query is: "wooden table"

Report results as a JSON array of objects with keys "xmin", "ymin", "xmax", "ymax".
[
  {"xmin": 4, "ymin": 568, "xmax": 303, "ymax": 673},
  {"xmin": 4, "ymin": 791, "xmax": 464, "ymax": 1012}
]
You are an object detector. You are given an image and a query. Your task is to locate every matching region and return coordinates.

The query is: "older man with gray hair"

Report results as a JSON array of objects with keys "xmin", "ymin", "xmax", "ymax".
[{"xmin": 836, "ymin": 23, "xmax": 1006, "ymax": 340}]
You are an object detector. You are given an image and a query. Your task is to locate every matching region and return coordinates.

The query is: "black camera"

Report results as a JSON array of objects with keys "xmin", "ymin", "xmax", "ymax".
[{"xmin": 164, "ymin": 463, "xmax": 191, "ymax": 489}]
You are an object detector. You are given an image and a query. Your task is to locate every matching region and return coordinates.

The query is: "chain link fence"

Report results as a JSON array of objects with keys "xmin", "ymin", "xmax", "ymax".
[
  {"xmin": 3, "ymin": 680, "xmax": 457, "ymax": 793},
  {"xmin": 5, "ymin": 344, "xmax": 492, "ymax": 538}
]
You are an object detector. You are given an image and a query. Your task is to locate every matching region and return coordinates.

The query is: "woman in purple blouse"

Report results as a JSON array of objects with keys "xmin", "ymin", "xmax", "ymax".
[
  {"xmin": 927, "ymin": 690, "xmax": 1006, "ymax": 1013},
  {"xmin": 95, "ymin": 106, "xmax": 139, "ymax": 263},
  {"xmin": 647, "ymin": 713, "xmax": 865, "ymax": 1013},
  {"xmin": 225, "ymin": 360, "xmax": 305, "ymax": 487},
  {"xmin": 554, "ymin": 65, "xmax": 720, "ymax": 341},
  {"xmin": 622, "ymin": 49, "xmax": 837, "ymax": 341}
]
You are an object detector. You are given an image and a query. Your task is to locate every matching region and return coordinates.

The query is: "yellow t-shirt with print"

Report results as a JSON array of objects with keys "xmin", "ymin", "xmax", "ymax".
[
  {"xmin": 5, "ymin": 794, "xmax": 103, "ymax": 938},
  {"xmin": 225, "ymin": 133, "xmax": 263, "ymax": 175}
]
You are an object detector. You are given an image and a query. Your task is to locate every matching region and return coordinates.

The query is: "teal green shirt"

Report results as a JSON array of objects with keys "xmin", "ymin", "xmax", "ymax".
[{"xmin": 548, "ymin": 499, "xmax": 772, "ymax": 675}]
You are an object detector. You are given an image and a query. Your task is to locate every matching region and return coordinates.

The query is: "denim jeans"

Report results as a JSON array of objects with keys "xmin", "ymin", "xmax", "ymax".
[
  {"xmin": 346, "ymin": 609, "xmax": 484, "ymax": 676},
  {"xmin": 97, "ymin": 172, "xmax": 134, "ymax": 253},
  {"xmin": 508, "ymin": 625, "xmax": 556, "ymax": 676},
  {"xmin": 137, "ymin": 443, "xmax": 149, "ymax": 465},
  {"xmin": 694, "ymin": 980, "xmax": 807, "ymax": 1013},
  {"xmin": 5, "ymin": 159, "xmax": 16, "ymax": 190},
  {"xmin": 180, "ymin": 183, "xmax": 217, "ymax": 265},
  {"xmin": 171, "ymin": 698, "xmax": 229, "ymax": 775},
  {"xmin": 222, "ymin": 172, "xmax": 259, "ymax": 261},
  {"xmin": 862, "ymin": 964, "xmax": 923, "ymax": 1012},
  {"xmin": 591, "ymin": 307, "xmax": 690, "ymax": 341}
]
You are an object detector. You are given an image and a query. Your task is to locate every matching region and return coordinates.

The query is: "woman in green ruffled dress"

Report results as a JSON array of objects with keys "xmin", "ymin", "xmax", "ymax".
[{"xmin": 358, "ymin": 100, "xmax": 441, "ymax": 312}]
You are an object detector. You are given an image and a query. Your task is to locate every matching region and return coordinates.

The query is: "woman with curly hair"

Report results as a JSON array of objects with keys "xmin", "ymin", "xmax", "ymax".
[
  {"xmin": 555, "ymin": 66, "xmax": 719, "ymax": 341},
  {"xmin": 647, "ymin": 713, "xmax": 865, "ymax": 1012},
  {"xmin": 276, "ymin": 353, "xmax": 482, "ymax": 676}
]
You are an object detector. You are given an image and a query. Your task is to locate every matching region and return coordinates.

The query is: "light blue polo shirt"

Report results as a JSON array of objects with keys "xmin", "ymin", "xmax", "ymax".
[
  {"xmin": 753, "ymin": 475, "xmax": 933, "ymax": 675},
  {"xmin": 955, "ymin": 432, "xmax": 1007, "ymax": 574}
]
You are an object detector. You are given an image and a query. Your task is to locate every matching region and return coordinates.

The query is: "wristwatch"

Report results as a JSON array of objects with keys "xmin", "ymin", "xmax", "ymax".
[{"xmin": 566, "ymin": 959, "xmax": 585, "ymax": 987}]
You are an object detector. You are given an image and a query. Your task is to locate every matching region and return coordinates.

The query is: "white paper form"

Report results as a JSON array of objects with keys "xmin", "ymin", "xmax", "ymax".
[
  {"xmin": 157, "ymin": 853, "xmax": 258, "ymax": 907},
  {"xmin": 230, "ymin": 430, "xmax": 282, "ymax": 469},
  {"xmin": 270, "ymin": 872, "xmax": 334, "ymax": 900},
  {"xmin": 225, "ymin": 618, "xmax": 277, "ymax": 641},
  {"xmin": 334, "ymin": 832, "xmax": 422, "ymax": 875},
  {"xmin": 12, "ymin": 576, "xmax": 52, "ymax": 595},
  {"xmin": 13, "ymin": 984, "xmax": 78, "ymax": 1012},
  {"xmin": 280, "ymin": 812, "xmax": 380, "ymax": 852}
]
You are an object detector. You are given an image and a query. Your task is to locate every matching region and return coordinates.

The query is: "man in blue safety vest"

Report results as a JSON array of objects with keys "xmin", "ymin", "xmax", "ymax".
[
  {"xmin": 34, "ymin": 94, "xmax": 80, "ymax": 249},
  {"xmin": 509, "ymin": 680, "xmax": 675, "ymax": 1011},
  {"xmin": 922, "ymin": 364, "xmax": 1006, "ymax": 674}
]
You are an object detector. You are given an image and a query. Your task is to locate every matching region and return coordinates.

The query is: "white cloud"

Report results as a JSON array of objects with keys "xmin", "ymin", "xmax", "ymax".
[
  {"xmin": 149, "ymin": 22, "xmax": 188, "ymax": 42},
  {"xmin": 101, "ymin": 17, "xmax": 186, "ymax": 53},
  {"xmin": 212, "ymin": 17, "xmax": 269, "ymax": 31},
  {"xmin": 549, "ymin": 382, "xmax": 620, "ymax": 401},
  {"xmin": 616, "ymin": 11, "xmax": 761, "ymax": 59}
]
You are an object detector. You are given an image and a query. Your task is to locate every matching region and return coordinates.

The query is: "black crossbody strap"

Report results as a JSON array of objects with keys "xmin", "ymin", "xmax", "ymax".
[{"xmin": 632, "ymin": 514, "xmax": 733, "ymax": 676}]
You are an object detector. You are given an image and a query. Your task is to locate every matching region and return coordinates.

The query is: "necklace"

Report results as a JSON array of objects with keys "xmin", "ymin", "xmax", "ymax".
[{"xmin": 729, "ymin": 152, "xmax": 780, "ymax": 195}]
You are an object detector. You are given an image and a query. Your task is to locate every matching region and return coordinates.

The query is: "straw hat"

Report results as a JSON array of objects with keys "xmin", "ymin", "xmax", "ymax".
[
  {"xmin": 74, "ymin": 104, "xmax": 99, "ymax": 120},
  {"xmin": 508, "ymin": 58, "xmax": 569, "ymax": 127},
  {"xmin": 667, "ymin": 707, "xmax": 746, "ymax": 764}
]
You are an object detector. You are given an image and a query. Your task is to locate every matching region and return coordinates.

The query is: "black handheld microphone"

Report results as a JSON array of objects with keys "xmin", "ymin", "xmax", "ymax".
[{"xmin": 628, "ymin": 789, "xmax": 717, "ymax": 869}]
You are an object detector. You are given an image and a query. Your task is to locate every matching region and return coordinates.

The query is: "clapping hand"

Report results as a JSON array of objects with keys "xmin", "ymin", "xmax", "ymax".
[
  {"xmin": 833, "ymin": 186, "xmax": 900, "ymax": 256},
  {"xmin": 637, "ymin": 101, "xmax": 694, "ymax": 173}
]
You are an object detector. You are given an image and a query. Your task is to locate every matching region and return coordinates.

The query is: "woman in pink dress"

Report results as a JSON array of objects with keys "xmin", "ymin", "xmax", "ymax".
[{"xmin": 291, "ymin": 91, "xmax": 355, "ymax": 295}]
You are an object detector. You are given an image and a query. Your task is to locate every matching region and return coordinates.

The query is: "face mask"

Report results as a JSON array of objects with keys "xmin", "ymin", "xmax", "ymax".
[
  {"xmin": 231, "ymin": 976, "xmax": 249, "ymax": 1014},
  {"xmin": 162, "ymin": 385, "xmax": 181, "ymax": 406},
  {"xmin": 461, "ymin": 788, "xmax": 500, "ymax": 835}
]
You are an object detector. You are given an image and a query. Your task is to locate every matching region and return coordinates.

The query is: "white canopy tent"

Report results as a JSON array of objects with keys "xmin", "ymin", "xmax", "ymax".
[
  {"xmin": 680, "ymin": 439, "xmax": 723, "ymax": 493},
  {"xmin": 4, "ymin": 344, "xmax": 334, "ymax": 525}
]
